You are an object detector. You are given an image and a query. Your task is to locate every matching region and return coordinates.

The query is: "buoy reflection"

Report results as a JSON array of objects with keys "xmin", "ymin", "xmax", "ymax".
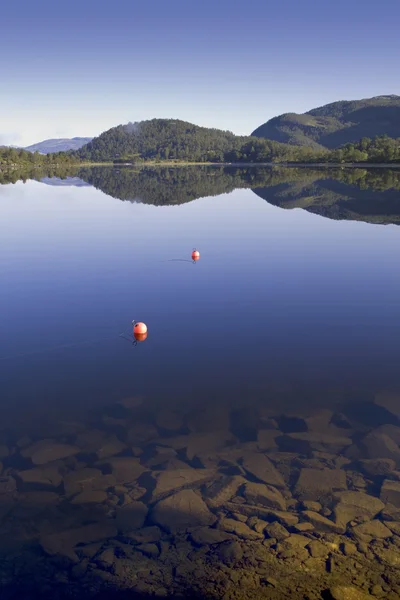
[{"xmin": 133, "ymin": 332, "xmax": 148, "ymax": 343}]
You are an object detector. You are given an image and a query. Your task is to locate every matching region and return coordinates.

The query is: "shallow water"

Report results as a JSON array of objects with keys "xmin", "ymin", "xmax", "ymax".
[{"xmin": 1, "ymin": 166, "xmax": 400, "ymax": 599}]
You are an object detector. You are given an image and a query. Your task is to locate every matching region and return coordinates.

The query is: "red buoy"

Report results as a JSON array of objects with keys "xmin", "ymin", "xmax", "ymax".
[
  {"xmin": 133, "ymin": 322, "xmax": 147, "ymax": 335},
  {"xmin": 192, "ymin": 249, "xmax": 200, "ymax": 261},
  {"xmin": 134, "ymin": 332, "xmax": 148, "ymax": 343}
]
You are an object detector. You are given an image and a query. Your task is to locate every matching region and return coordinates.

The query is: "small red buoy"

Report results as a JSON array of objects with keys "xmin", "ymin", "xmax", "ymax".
[
  {"xmin": 192, "ymin": 249, "xmax": 200, "ymax": 261},
  {"xmin": 134, "ymin": 332, "xmax": 148, "ymax": 343},
  {"xmin": 133, "ymin": 321, "xmax": 147, "ymax": 335}
]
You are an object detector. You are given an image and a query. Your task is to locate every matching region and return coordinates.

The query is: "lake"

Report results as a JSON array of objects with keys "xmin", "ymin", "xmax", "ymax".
[{"xmin": 1, "ymin": 165, "xmax": 400, "ymax": 599}]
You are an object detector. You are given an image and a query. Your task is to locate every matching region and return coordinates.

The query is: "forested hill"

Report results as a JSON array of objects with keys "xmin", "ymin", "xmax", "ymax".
[
  {"xmin": 251, "ymin": 95, "xmax": 400, "ymax": 149},
  {"xmin": 73, "ymin": 118, "xmax": 310, "ymax": 163}
]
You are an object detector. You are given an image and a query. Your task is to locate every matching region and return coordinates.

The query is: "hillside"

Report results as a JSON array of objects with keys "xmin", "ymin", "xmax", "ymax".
[
  {"xmin": 25, "ymin": 137, "xmax": 93, "ymax": 154},
  {"xmin": 73, "ymin": 118, "xmax": 313, "ymax": 163},
  {"xmin": 251, "ymin": 95, "xmax": 400, "ymax": 149}
]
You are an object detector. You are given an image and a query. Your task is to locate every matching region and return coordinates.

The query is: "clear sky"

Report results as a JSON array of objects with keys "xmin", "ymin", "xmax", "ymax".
[{"xmin": 1, "ymin": 0, "xmax": 400, "ymax": 146}]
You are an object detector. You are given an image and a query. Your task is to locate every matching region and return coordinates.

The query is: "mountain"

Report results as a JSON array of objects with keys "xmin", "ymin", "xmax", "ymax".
[
  {"xmin": 251, "ymin": 95, "xmax": 400, "ymax": 149},
  {"xmin": 73, "ymin": 118, "xmax": 300, "ymax": 163},
  {"xmin": 24, "ymin": 137, "xmax": 93, "ymax": 154}
]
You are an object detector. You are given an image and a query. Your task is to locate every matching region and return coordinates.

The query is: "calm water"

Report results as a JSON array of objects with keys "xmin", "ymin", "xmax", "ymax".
[
  {"xmin": 2, "ymin": 166, "xmax": 400, "ymax": 599},
  {"xmin": 2, "ymin": 166, "xmax": 400, "ymax": 425}
]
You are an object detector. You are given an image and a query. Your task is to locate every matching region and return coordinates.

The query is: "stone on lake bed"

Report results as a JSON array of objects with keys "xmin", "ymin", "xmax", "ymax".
[
  {"xmin": 100, "ymin": 457, "xmax": 147, "ymax": 484},
  {"xmin": 294, "ymin": 468, "xmax": 347, "ymax": 500},
  {"xmin": 302, "ymin": 510, "xmax": 344, "ymax": 534},
  {"xmin": 242, "ymin": 481, "xmax": 286, "ymax": 511},
  {"xmin": 333, "ymin": 491, "xmax": 385, "ymax": 528},
  {"xmin": 327, "ymin": 586, "xmax": 374, "ymax": 600},
  {"xmin": 115, "ymin": 501, "xmax": 148, "ymax": 532},
  {"xmin": 358, "ymin": 458, "xmax": 396, "ymax": 477},
  {"xmin": 277, "ymin": 432, "xmax": 352, "ymax": 454},
  {"xmin": 359, "ymin": 432, "xmax": 400, "ymax": 464},
  {"xmin": 307, "ymin": 540, "xmax": 328, "ymax": 558},
  {"xmin": 264, "ymin": 521, "xmax": 289, "ymax": 541},
  {"xmin": 40, "ymin": 522, "xmax": 118, "ymax": 561},
  {"xmin": 151, "ymin": 489, "xmax": 216, "ymax": 533},
  {"xmin": 151, "ymin": 468, "xmax": 216, "ymax": 500},
  {"xmin": 17, "ymin": 467, "xmax": 62, "ymax": 490},
  {"xmin": 202, "ymin": 475, "xmax": 246, "ymax": 507},
  {"xmin": 63, "ymin": 468, "xmax": 115, "ymax": 496},
  {"xmin": 190, "ymin": 527, "xmax": 234, "ymax": 546},
  {"xmin": 350, "ymin": 519, "xmax": 392, "ymax": 542},
  {"xmin": 22, "ymin": 441, "xmax": 80, "ymax": 465},
  {"xmin": 380, "ymin": 479, "xmax": 400, "ymax": 507},
  {"xmin": 217, "ymin": 540, "xmax": 243, "ymax": 566},
  {"xmin": 137, "ymin": 543, "xmax": 159, "ymax": 558},
  {"xmin": 71, "ymin": 490, "xmax": 108, "ymax": 504},
  {"xmin": 220, "ymin": 517, "xmax": 263, "ymax": 541},
  {"xmin": 223, "ymin": 502, "xmax": 299, "ymax": 526},
  {"xmin": 241, "ymin": 453, "xmax": 285, "ymax": 489},
  {"xmin": 126, "ymin": 526, "xmax": 162, "ymax": 544}
]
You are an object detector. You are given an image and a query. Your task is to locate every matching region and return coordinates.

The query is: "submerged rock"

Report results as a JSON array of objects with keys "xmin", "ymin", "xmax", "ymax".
[
  {"xmin": 264, "ymin": 521, "xmax": 289, "ymax": 541},
  {"xmin": 115, "ymin": 501, "xmax": 148, "ymax": 532},
  {"xmin": 40, "ymin": 522, "xmax": 117, "ymax": 562},
  {"xmin": 203, "ymin": 475, "xmax": 246, "ymax": 507},
  {"xmin": 63, "ymin": 468, "xmax": 115, "ymax": 496},
  {"xmin": 22, "ymin": 441, "xmax": 80, "ymax": 465},
  {"xmin": 359, "ymin": 458, "xmax": 396, "ymax": 477},
  {"xmin": 16, "ymin": 466, "xmax": 62, "ymax": 490},
  {"xmin": 152, "ymin": 468, "xmax": 216, "ymax": 501},
  {"xmin": 217, "ymin": 540, "xmax": 243, "ymax": 566},
  {"xmin": 241, "ymin": 453, "xmax": 285, "ymax": 489},
  {"xmin": 333, "ymin": 491, "xmax": 385, "ymax": 528},
  {"xmin": 302, "ymin": 510, "xmax": 344, "ymax": 534},
  {"xmin": 294, "ymin": 468, "xmax": 347, "ymax": 500},
  {"xmin": 360, "ymin": 432, "xmax": 400, "ymax": 464},
  {"xmin": 190, "ymin": 527, "xmax": 233, "ymax": 546},
  {"xmin": 71, "ymin": 490, "xmax": 108, "ymax": 504},
  {"xmin": 126, "ymin": 526, "xmax": 161, "ymax": 544},
  {"xmin": 380, "ymin": 479, "xmax": 400, "ymax": 506},
  {"xmin": 242, "ymin": 481, "xmax": 286, "ymax": 511},
  {"xmin": 220, "ymin": 517, "xmax": 263, "ymax": 541},
  {"xmin": 151, "ymin": 489, "xmax": 216, "ymax": 533},
  {"xmin": 277, "ymin": 431, "xmax": 352, "ymax": 454},
  {"xmin": 100, "ymin": 457, "xmax": 146, "ymax": 484},
  {"xmin": 350, "ymin": 520, "xmax": 392, "ymax": 542},
  {"xmin": 327, "ymin": 586, "xmax": 374, "ymax": 600}
]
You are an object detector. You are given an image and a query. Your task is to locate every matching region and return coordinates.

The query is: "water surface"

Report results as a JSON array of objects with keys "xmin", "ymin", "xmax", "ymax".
[{"xmin": 1, "ymin": 166, "xmax": 400, "ymax": 599}]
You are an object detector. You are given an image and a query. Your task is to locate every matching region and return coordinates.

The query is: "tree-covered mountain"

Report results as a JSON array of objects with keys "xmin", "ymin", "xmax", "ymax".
[
  {"xmin": 252, "ymin": 95, "xmax": 400, "ymax": 149},
  {"xmin": 73, "ymin": 118, "xmax": 322, "ymax": 163},
  {"xmin": 24, "ymin": 137, "xmax": 93, "ymax": 153}
]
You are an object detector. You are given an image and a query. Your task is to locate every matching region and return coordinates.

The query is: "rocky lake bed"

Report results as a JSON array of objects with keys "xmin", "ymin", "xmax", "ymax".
[{"xmin": 2, "ymin": 392, "xmax": 400, "ymax": 600}]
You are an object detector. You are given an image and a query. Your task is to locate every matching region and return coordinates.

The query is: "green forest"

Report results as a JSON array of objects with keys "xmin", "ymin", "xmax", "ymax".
[{"xmin": 1, "ymin": 120, "xmax": 400, "ymax": 171}]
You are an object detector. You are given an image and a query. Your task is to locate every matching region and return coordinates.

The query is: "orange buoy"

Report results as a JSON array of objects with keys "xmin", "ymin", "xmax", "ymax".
[
  {"xmin": 192, "ymin": 249, "xmax": 200, "ymax": 261},
  {"xmin": 133, "ymin": 321, "xmax": 147, "ymax": 335},
  {"xmin": 134, "ymin": 332, "xmax": 148, "ymax": 343}
]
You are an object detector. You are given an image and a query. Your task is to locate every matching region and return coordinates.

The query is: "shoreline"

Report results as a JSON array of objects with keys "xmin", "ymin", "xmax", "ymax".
[{"xmin": 2, "ymin": 161, "xmax": 400, "ymax": 173}]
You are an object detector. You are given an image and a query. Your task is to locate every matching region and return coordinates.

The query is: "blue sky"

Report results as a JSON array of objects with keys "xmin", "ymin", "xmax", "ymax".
[{"xmin": 1, "ymin": 0, "xmax": 400, "ymax": 146}]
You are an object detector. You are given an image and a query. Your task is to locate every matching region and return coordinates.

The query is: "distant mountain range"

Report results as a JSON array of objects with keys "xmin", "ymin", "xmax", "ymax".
[
  {"xmin": 24, "ymin": 137, "xmax": 93, "ymax": 154},
  {"xmin": 251, "ymin": 95, "xmax": 400, "ymax": 149},
  {"xmin": 3, "ymin": 94, "xmax": 400, "ymax": 161}
]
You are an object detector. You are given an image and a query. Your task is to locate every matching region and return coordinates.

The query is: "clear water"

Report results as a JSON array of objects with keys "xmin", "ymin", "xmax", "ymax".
[{"xmin": 1, "ymin": 166, "xmax": 400, "ymax": 598}]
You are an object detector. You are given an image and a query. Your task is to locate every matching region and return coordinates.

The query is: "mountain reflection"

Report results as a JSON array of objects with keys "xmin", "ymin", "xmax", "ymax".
[{"xmin": 4, "ymin": 165, "xmax": 400, "ymax": 225}]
